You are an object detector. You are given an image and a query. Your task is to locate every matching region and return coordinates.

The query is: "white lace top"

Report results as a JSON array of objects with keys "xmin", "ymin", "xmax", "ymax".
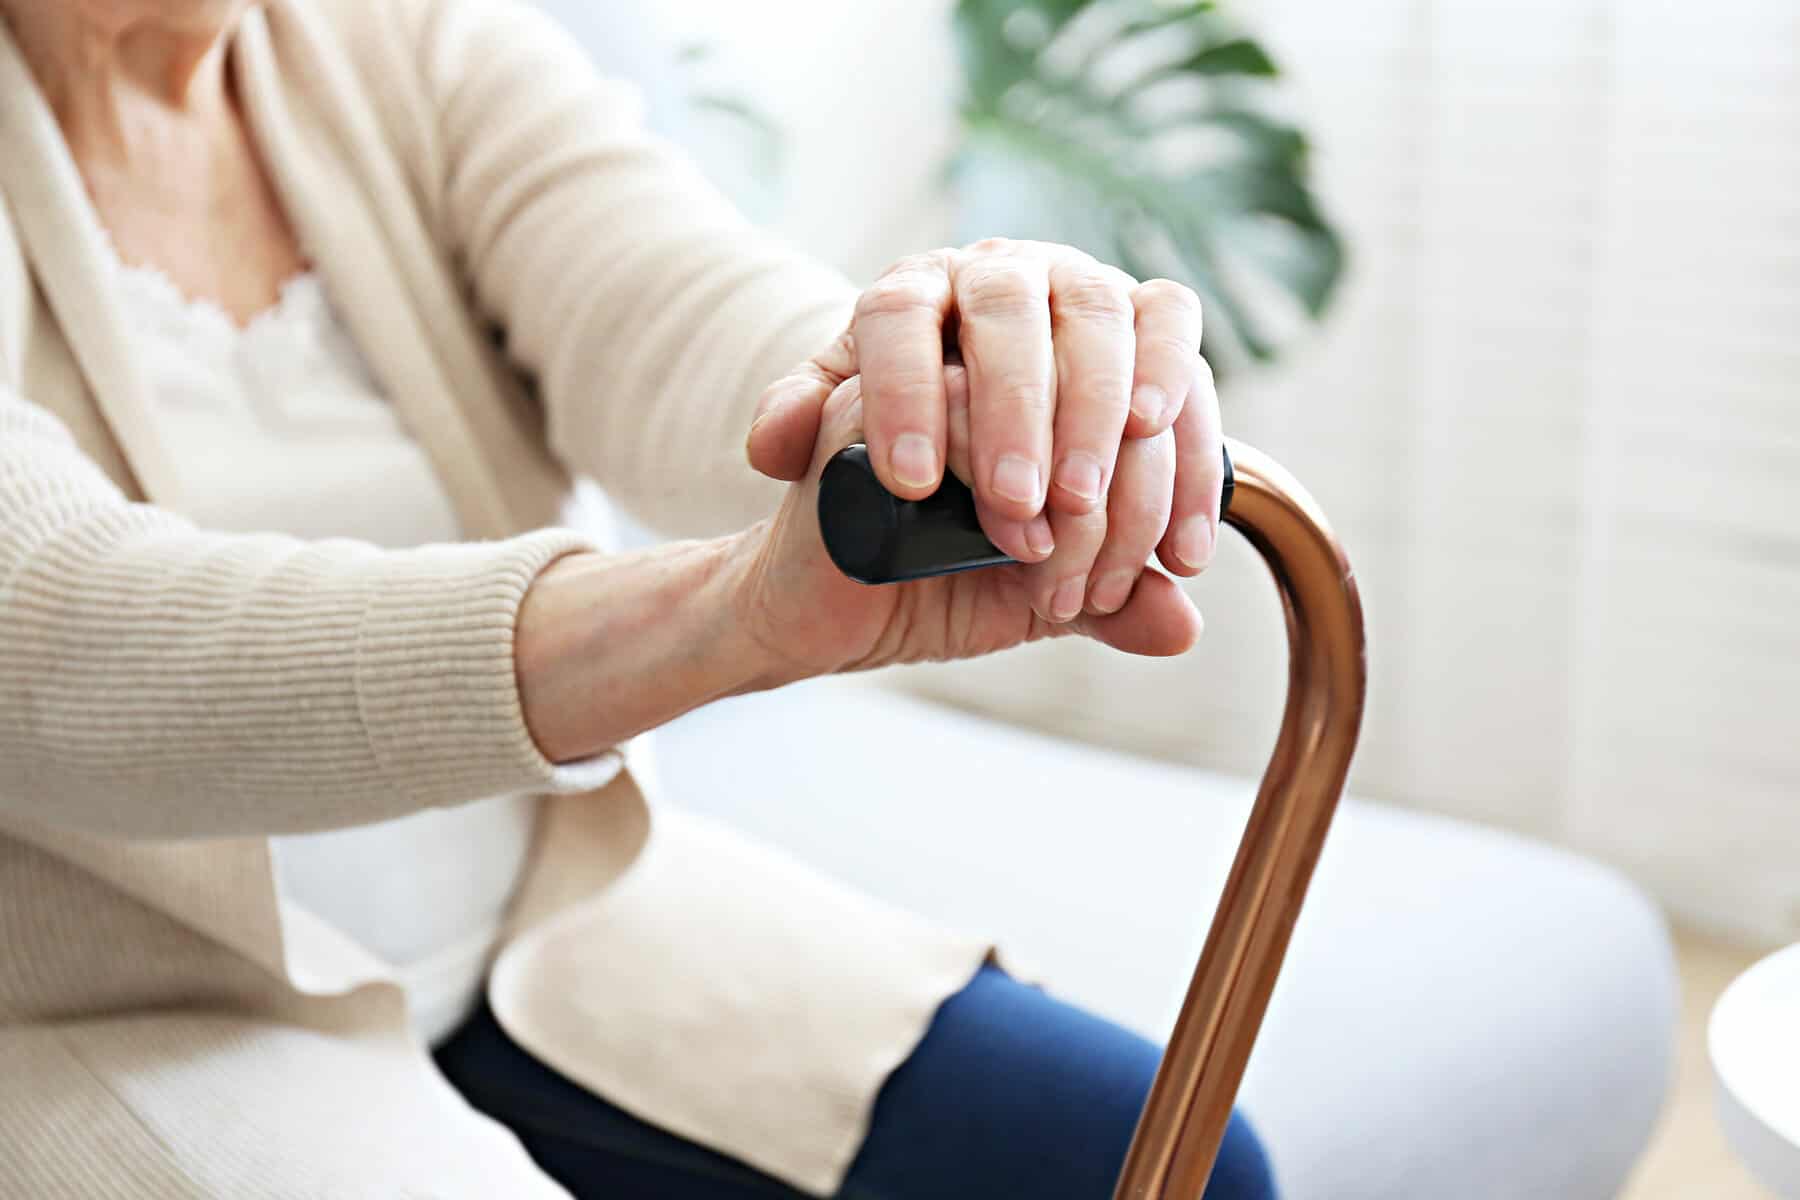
[{"xmin": 112, "ymin": 254, "xmax": 538, "ymax": 1045}]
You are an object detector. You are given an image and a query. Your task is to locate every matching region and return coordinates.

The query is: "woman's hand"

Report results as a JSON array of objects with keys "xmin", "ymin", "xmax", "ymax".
[
  {"xmin": 730, "ymin": 365, "xmax": 1209, "ymax": 679},
  {"xmin": 517, "ymin": 242, "xmax": 1222, "ymax": 761},
  {"xmin": 734, "ymin": 238, "xmax": 1223, "ymax": 676}
]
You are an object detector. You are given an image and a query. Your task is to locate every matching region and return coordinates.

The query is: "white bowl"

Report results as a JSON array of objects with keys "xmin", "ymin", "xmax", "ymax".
[{"xmin": 1710, "ymin": 942, "xmax": 1800, "ymax": 1196}]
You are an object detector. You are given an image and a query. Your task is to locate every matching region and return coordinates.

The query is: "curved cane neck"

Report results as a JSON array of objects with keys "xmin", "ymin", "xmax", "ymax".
[{"xmin": 1112, "ymin": 440, "xmax": 1368, "ymax": 1200}]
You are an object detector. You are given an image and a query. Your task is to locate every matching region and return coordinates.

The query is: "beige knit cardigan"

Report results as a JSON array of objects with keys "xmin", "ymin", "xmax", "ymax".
[{"xmin": 0, "ymin": 2, "xmax": 992, "ymax": 1195}]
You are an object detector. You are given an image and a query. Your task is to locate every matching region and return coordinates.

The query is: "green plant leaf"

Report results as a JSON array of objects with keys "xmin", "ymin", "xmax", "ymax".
[
  {"xmin": 951, "ymin": 0, "xmax": 1344, "ymax": 370},
  {"xmin": 1184, "ymin": 37, "xmax": 1278, "ymax": 76}
]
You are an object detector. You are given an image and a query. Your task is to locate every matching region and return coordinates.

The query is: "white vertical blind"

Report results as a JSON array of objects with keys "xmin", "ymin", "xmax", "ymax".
[{"xmin": 1564, "ymin": 0, "xmax": 1800, "ymax": 940}]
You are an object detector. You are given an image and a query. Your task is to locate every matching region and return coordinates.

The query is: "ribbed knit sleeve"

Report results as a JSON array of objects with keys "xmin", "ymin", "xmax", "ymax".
[
  {"xmin": 0, "ymin": 390, "xmax": 610, "ymax": 839},
  {"xmin": 409, "ymin": 0, "xmax": 860, "ymax": 540}
]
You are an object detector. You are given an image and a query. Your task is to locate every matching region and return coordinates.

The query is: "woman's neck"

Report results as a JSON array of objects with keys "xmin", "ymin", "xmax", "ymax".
[
  {"xmin": 2, "ymin": 0, "xmax": 305, "ymax": 327},
  {"xmin": 0, "ymin": 3, "xmax": 240, "ymax": 156}
]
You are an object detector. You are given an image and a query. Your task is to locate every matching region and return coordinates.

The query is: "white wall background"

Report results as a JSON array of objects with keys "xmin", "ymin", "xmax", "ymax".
[
  {"xmin": 544, "ymin": 0, "xmax": 1800, "ymax": 947},
  {"xmin": 626, "ymin": 0, "xmax": 964, "ymax": 279}
]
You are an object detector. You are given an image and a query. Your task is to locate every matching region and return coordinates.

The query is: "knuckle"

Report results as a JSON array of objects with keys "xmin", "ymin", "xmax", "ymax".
[
  {"xmin": 1115, "ymin": 492, "xmax": 1171, "ymax": 535},
  {"xmin": 1064, "ymin": 367, "xmax": 1134, "ymax": 412},
  {"xmin": 820, "ymin": 329, "xmax": 857, "ymax": 372},
  {"xmin": 1056, "ymin": 272, "xmax": 1135, "ymax": 325},
  {"xmin": 821, "ymin": 376, "xmax": 862, "ymax": 423},
  {"xmin": 987, "ymin": 376, "xmax": 1054, "ymax": 416},
  {"xmin": 965, "ymin": 236, "xmax": 1016, "ymax": 256},
  {"xmin": 1135, "ymin": 277, "xmax": 1204, "ymax": 317},
  {"xmin": 865, "ymin": 363, "xmax": 943, "ymax": 411},
  {"xmin": 1138, "ymin": 331, "xmax": 1199, "ymax": 361},
  {"xmin": 855, "ymin": 275, "xmax": 939, "ymax": 324},
  {"xmin": 1111, "ymin": 441, "xmax": 1175, "ymax": 521},
  {"xmin": 1063, "ymin": 508, "xmax": 1111, "ymax": 549},
  {"xmin": 958, "ymin": 262, "xmax": 1049, "ymax": 318},
  {"xmin": 793, "ymin": 357, "xmax": 838, "ymax": 390},
  {"xmin": 1089, "ymin": 260, "xmax": 1137, "ymax": 287},
  {"xmin": 876, "ymin": 250, "xmax": 948, "ymax": 280}
]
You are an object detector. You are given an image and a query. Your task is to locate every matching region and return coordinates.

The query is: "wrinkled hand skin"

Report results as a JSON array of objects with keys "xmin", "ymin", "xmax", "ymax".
[{"xmin": 735, "ymin": 238, "xmax": 1226, "ymax": 679}]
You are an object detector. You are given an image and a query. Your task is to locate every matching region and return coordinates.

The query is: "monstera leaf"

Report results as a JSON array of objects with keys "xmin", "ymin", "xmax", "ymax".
[{"xmin": 952, "ymin": 0, "xmax": 1344, "ymax": 365}]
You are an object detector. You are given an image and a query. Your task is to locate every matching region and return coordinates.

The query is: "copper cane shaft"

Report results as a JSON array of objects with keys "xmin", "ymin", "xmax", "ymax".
[{"xmin": 1112, "ymin": 439, "xmax": 1369, "ymax": 1200}]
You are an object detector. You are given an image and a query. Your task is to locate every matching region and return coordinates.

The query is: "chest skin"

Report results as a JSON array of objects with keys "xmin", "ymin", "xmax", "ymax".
[{"xmin": 72, "ymin": 68, "xmax": 308, "ymax": 329}]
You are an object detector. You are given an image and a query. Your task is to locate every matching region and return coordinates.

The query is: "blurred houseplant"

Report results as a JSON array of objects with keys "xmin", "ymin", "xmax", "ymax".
[
  {"xmin": 676, "ymin": 40, "xmax": 787, "ymax": 223},
  {"xmin": 952, "ymin": 0, "xmax": 1344, "ymax": 367}
]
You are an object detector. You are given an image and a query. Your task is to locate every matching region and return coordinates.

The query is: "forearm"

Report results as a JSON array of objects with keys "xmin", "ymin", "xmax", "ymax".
[
  {"xmin": 515, "ymin": 528, "xmax": 794, "ymax": 764},
  {"xmin": 0, "ymin": 388, "xmax": 600, "ymax": 838},
  {"xmin": 419, "ymin": 0, "xmax": 856, "ymax": 538}
]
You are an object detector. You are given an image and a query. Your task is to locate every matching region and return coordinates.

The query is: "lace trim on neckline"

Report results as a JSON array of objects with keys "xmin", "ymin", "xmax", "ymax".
[{"xmin": 97, "ymin": 229, "xmax": 321, "ymax": 342}]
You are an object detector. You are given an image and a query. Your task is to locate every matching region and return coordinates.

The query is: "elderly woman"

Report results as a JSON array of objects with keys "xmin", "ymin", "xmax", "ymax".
[{"xmin": 0, "ymin": 1, "xmax": 1274, "ymax": 1197}]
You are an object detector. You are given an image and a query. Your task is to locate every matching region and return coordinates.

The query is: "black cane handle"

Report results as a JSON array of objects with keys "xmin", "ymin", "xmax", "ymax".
[{"xmin": 818, "ymin": 443, "xmax": 1234, "ymax": 585}]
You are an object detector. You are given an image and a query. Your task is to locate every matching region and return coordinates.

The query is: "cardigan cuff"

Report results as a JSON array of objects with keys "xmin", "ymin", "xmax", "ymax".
[{"xmin": 354, "ymin": 529, "xmax": 615, "ymax": 804}]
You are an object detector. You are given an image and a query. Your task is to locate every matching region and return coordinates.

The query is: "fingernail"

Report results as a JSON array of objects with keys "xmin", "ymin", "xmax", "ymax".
[
  {"xmin": 1131, "ymin": 384, "xmax": 1168, "ymax": 426},
  {"xmin": 754, "ymin": 378, "xmax": 807, "ymax": 424},
  {"xmin": 1175, "ymin": 515, "xmax": 1215, "ymax": 570},
  {"xmin": 1024, "ymin": 513, "xmax": 1055, "ymax": 558},
  {"xmin": 1054, "ymin": 453, "xmax": 1104, "ymax": 504},
  {"xmin": 992, "ymin": 455, "xmax": 1041, "ymax": 506},
  {"xmin": 890, "ymin": 433, "xmax": 939, "ymax": 489},
  {"xmin": 1090, "ymin": 570, "xmax": 1135, "ymax": 614},
  {"xmin": 1051, "ymin": 577, "xmax": 1086, "ymax": 623},
  {"xmin": 747, "ymin": 403, "xmax": 780, "ymax": 440}
]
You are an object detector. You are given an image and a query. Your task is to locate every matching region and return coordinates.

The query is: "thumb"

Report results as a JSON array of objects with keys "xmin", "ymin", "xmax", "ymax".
[
  {"xmin": 807, "ymin": 375, "xmax": 867, "ymax": 476},
  {"xmin": 747, "ymin": 331, "xmax": 858, "ymax": 481}
]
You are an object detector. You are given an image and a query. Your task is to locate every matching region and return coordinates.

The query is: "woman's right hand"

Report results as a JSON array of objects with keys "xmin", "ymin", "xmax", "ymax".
[{"xmin": 728, "ymin": 365, "xmax": 1207, "ymax": 681}]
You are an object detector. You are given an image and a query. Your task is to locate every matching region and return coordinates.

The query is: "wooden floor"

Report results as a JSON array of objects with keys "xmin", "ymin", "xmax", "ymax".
[{"xmin": 1621, "ymin": 928, "xmax": 1775, "ymax": 1199}]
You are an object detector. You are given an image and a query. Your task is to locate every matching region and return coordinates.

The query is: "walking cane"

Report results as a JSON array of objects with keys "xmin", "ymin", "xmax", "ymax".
[{"xmin": 819, "ymin": 439, "xmax": 1368, "ymax": 1199}]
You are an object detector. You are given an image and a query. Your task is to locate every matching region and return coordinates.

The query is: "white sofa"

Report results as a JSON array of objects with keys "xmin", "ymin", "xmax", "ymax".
[{"xmin": 655, "ymin": 677, "xmax": 1678, "ymax": 1199}]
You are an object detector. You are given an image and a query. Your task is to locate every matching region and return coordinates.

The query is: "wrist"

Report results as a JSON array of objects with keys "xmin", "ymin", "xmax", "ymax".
[
  {"xmin": 714, "ymin": 520, "xmax": 815, "ymax": 696},
  {"xmin": 513, "ymin": 551, "xmax": 600, "ymax": 764},
  {"xmin": 514, "ymin": 534, "xmax": 797, "ymax": 766}
]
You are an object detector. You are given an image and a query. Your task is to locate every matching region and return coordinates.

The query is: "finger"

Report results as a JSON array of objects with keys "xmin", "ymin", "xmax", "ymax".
[
  {"xmin": 1046, "ymin": 256, "xmax": 1136, "ymax": 516},
  {"xmin": 809, "ymin": 375, "xmax": 866, "ymax": 476},
  {"xmin": 943, "ymin": 363, "xmax": 973, "ymax": 485},
  {"xmin": 1086, "ymin": 430, "xmax": 1176, "ymax": 615},
  {"xmin": 1156, "ymin": 355, "xmax": 1225, "ymax": 576},
  {"xmin": 748, "ymin": 331, "xmax": 858, "ymax": 481},
  {"xmin": 941, "ymin": 362, "xmax": 1055, "ymax": 563},
  {"xmin": 954, "ymin": 250, "xmax": 1056, "ymax": 524},
  {"xmin": 975, "ymin": 501, "xmax": 1055, "ymax": 566},
  {"xmin": 1024, "ymin": 504, "xmax": 1108, "ymax": 624},
  {"xmin": 748, "ymin": 374, "xmax": 831, "ymax": 481},
  {"xmin": 852, "ymin": 252, "xmax": 956, "ymax": 500},
  {"xmin": 1125, "ymin": 278, "xmax": 1204, "ymax": 439},
  {"xmin": 1074, "ymin": 570, "xmax": 1203, "ymax": 656}
]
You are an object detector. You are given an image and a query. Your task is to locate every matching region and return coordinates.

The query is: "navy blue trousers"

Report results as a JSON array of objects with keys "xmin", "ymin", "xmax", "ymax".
[{"xmin": 433, "ymin": 965, "xmax": 1277, "ymax": 1200}]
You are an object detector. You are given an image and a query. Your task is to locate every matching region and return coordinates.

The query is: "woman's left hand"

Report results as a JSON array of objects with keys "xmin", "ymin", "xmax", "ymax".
[{"xmin": 746, "ymin": 238, "xmax": 1223, "ymax": 623}]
